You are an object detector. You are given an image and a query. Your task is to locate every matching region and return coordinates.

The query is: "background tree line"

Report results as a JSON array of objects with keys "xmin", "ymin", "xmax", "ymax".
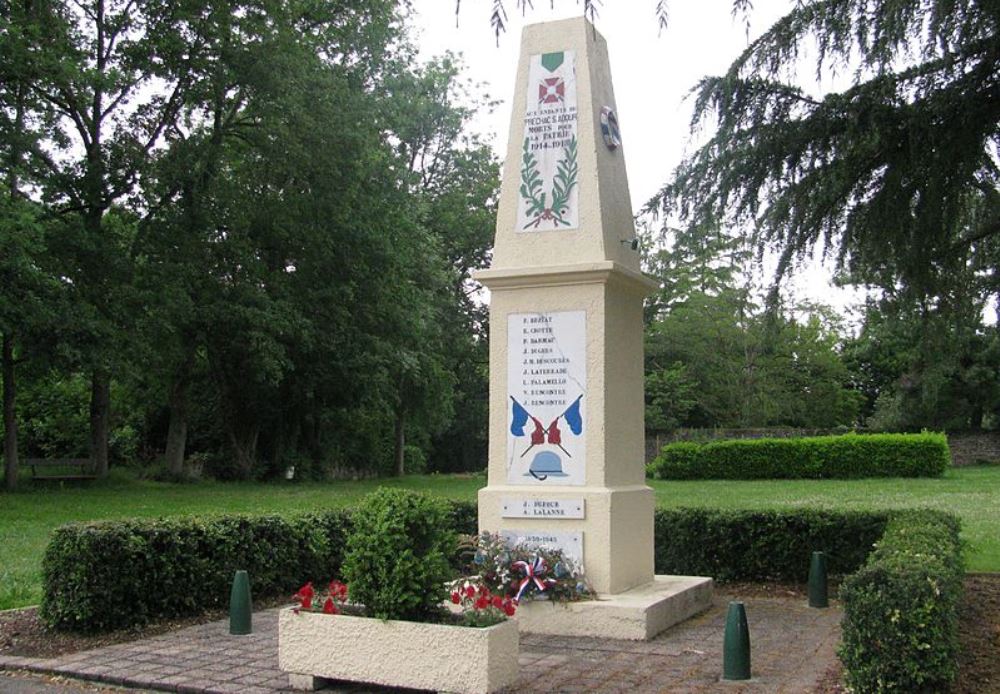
[
  {"xmin": 5, "ymin": 0, "xmax": 1000, "ymax": 486},
  {"xmin": 1, "ymin": 0, "xmax": 497, "ymax": 487}
]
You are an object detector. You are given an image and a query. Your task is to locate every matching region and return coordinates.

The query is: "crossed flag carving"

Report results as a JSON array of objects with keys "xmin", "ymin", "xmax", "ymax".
[{"xmin": 510, "ymin": 395, "xmax": 583, "ymax": 459}]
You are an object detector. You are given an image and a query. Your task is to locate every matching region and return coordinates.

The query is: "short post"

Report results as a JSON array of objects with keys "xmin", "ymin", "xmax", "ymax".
[
  {"xmin": 808, "ymin": 551, "xmax": 829, "ymax": 608},
  {"xmin": 722, "ymin": 601, "xmax": 751, "ymax": 681},
  {"xmin": 229, "ymin": 570, "xmax": 252, "ymax": 635}
]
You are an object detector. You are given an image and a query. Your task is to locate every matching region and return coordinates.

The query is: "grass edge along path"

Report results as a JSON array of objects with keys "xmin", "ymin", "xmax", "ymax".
[{"xmin": 1, "ymin": 466, "xmax": 998, "ymax": 610}]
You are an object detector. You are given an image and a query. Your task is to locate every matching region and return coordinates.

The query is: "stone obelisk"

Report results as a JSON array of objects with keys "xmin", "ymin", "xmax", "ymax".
[{"xmin": 475, "ymin": 17, "xmax": 712, "ymax": 641}]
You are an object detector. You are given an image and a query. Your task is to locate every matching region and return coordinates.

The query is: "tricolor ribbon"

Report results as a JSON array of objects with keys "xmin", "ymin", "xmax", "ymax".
[{"xmin": 512, "ymin": 556, "xmax": 556, "ymax": 602}]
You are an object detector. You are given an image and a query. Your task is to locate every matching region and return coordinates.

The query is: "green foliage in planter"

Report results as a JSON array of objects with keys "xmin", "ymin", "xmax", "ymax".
[
  {"xmin": 653, "ymin": 508, "xmax": 889, "ymax": 581},
  {"xmin": 39, "ymin": 510, "xmax": 353, "ymax": 632},
  {"xmin": 838, "ymin": 510, "xmax": 964, "ymax": 693},
  {"xmin": 647, "ymin": 432, "xmax": 950, "ymax": 480},
  {"xmin": 342, "ymin": 488, "xmax": 455, "ymax": 622}
]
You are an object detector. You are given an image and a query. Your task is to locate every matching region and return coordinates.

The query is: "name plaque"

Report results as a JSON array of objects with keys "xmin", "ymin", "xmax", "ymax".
[
  {"xmin": 502, "ymin": 529, "xmax": 583, "ymax": 567},
  {"xmin": 501, "ymin": 497, "xmax": 585, "ymax": 519}
]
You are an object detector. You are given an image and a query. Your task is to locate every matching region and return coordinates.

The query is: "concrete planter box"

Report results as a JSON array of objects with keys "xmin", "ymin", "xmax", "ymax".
[{"xmin": 278, "ymin": 608, "xmax": 519, "ymax": 694}]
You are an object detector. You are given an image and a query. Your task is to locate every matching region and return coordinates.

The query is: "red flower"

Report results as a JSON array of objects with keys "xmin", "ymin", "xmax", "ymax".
[
  {"xmin": 479, "ymin": 584, "xmax": 489, "ymax": 597},
  {"xmin": 293, "ymin": 582, "xmax": 315, "ymax": 610},
  {"xmin": 492, "ymin": 595, "xmax": 503, "ymax": 609},
  {"xmin": 329, "ymin": 580, "xmax": 348, "ymax": 600},
  {"xmin": 503, "ymin": 600, "xmax": 516, "ymax": 617},
  {"xmin": 464, "ymin": 585, "xmax": 476, "ymax": 598},
  {"xmin": 451, "ymin": 591, "xmax": 461, "ymax": 604},
  {"xmin": 474, "ymin": 596, "xmax": 489, "ymax": 610},
  {"xmin": 322, "ymin": 597, "xmax": 338, "ymax": 614}
]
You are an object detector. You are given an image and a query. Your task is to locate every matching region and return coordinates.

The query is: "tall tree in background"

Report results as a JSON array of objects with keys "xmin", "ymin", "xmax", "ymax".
[
  {"xmin": 643, "ymin": 222, "xmax": 860, "ymax": 431},
  {"xmin": 653, "ymin": 0, "xmax": 1000, "ymax": 301},
  {"xmin": 384, "ymin": 55, "xmax": 499, "ymax": 473},
  {"xmin": 4, "ymin": 0, "xmax": 236, "ymax": 476}
]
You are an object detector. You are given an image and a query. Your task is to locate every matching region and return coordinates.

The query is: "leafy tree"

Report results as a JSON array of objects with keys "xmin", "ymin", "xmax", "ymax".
[
  {"xmin": 383, "ymin": 55, "xmax": 499, "ymax": 473},
  {"xmin": 652, "ymin": 0, "xmax": 1000, "ymax": 302}
]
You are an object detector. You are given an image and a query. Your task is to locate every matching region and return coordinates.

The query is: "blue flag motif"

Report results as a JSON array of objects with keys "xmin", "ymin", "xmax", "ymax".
[
  {"xmin": 510, "ymin": 397, "xmax": 531, "ymax": 436},
  {"xmin": 562, "ymin": 396, "xmax": 583, "ymax": 435}
]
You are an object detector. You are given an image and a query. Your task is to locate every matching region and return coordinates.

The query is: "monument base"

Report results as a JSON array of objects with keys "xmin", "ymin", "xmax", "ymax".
[{"xmin": 514, "ymin": 575, "xmax": 713, "ymax": 641}]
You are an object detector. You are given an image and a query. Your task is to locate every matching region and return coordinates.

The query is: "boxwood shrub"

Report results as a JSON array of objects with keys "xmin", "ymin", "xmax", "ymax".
[
  {"xmin": 40, "ymin": 497, "xmax": 964, "ymax": 694},
  {"xmin": 39, "ymin": 501, "xmax": 479, "ymax": 633},
  {"xmin": 653, "ymin": 508, "xmax": 889, "ymax": 581},
  {"xmin": 839, "ymin": 510, "xmax": 964, "ymax": 693},
  {"xmin": 647, "ymin": 432, "xmax": 950, "ymax": 480}
]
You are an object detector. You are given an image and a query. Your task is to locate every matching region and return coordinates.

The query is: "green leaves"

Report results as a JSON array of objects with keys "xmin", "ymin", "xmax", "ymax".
[
  {"xmin": 342, "ymin": 488, "xmax": 455, "ymax": 622},
  {"xmin": 647, "ymin": 432, "xmax": 952, "ymax": 480},
  {"xmin": 840, "ymin": 510, "xmax": 964, "ymax": 692},
  {"xmin": 656, "ymin": 0, "xmax": 1000, "ymax": 303}
]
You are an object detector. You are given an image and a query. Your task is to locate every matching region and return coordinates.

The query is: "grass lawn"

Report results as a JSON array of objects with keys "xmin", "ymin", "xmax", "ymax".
[{"xmin": 2, "ymin": 466, "xmax": 997, "ymax": 610}]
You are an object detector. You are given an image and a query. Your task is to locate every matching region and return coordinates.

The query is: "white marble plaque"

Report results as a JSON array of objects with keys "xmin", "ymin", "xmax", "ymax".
[
  {"xmin": 502, "ymin": 529, "xmax": 583, "ymax": 567},
  {"xmin": 506, "ymin": 310, "xmax": 586, "ymax": 486},
  {"xmin": 517, "ymin": 50, "xmax": 579, "ymax": 231},
  {"xmin": 501, "ymin": 498, "xmax": 585, "ymax": 519}
]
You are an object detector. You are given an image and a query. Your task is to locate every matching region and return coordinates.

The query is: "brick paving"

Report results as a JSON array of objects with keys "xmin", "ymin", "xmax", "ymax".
[{"xmin": 0, "ymin": 593, "xmax": 842, "ymax": 693}]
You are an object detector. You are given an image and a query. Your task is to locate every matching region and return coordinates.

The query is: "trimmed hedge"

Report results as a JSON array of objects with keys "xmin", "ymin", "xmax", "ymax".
[
  {"xmin": 647, "ymin": 432, "xmax": 951, "ymax": 480},
  {"xmin": 40, "ymin": 498, "xmax": 964, "ymax": 694},
  {"xmin": 839, "ymin": 510, "xmax": 964, "ymax": 693},
  {"xmin": 654, "ymin": 508, "xmax": 889, "ymax": 581},
  {"xmin": 40, "ymin": 500, "xmax": 479, "ymax": 633}
]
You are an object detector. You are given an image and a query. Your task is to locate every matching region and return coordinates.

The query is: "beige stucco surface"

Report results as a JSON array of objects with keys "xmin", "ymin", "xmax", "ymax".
[
  {"xmin": 474, "ymin": 17, "xmax": 712, "ymax": 640},
  {"xmin": 514, "ymin": 576, "xmax": 714, "ymax": 640},
  {"xmin": 476, "ymin": 16, "xmax": 657, "ymax": 597},
  {"xmin": 491, "ymin": 18, "xmax": 640, "ymax": 272},
  {"xmin": 278, "ymin": 609, "xmax": 519, "ymax": 694}
]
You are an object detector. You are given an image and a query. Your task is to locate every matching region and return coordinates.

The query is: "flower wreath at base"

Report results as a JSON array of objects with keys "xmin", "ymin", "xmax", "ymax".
[{"xmin": 456, "ymin": 531, "xmax": 595, "ymax": 606}]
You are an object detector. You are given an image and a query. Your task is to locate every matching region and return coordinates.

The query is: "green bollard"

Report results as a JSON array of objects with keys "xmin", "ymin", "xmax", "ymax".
[
  {"xmin": 229, "ymin": 570, "xmax": 252, "ymax": 635},
  {"xmin": 808, "ymin": 551, "xmax": 829, "ymax": 608},
  {"xmin": 723, "ymin": 601, "xmax": 751, "ymax": 681}
]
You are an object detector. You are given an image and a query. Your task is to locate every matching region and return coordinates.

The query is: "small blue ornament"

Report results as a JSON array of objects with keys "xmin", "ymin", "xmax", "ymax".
[
  {"xmin": 473, "ymin": 550, "xmax": 486, "ymax": 565},
  {"xmin": 576, "ymin": 581, "xmax": 587, "ymax": 594},
  {"xmin": 554, "ymin": 562, "xmax": 568, "ymax": 578}
]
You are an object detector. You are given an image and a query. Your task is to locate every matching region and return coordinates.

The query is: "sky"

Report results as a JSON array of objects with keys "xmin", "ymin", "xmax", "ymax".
[{"xmin": 408, "ymin": 0, "xmax": 867, "ymax": 319}]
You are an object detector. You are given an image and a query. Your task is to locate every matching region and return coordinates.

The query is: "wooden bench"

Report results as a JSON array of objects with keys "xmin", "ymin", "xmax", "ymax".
[{"xmin": 25, "ymin": 458, "xmax": 96, "ymax": 481}]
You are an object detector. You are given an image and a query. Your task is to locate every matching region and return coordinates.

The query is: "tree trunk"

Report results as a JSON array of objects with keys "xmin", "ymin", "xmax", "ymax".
[
  {"xmin": 89, "ymin": 369, "xmax": 111, "ymax": 478},
  {"xmin": 394, "ymin": 409, "xmax": 405, "ymax": 476},
  {"xmin": 229, "ymin": 426, "xmax": 259, "ymax": 481},
  {"xmin": 3, "ymin": 333, "xmax": 19, "ymax": 491},
  {"xmin": 164, "ymin": 382, "xmax": 189, "ymax": 477},
  {"xmin": 164, "ymin": 352, "xmax": 194, "ymax": 477}
]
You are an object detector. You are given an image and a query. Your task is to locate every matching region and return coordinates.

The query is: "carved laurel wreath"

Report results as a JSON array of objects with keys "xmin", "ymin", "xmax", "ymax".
[{"xmin": 520, "ymin": 136, "xmax": 578, "ymax": 229}]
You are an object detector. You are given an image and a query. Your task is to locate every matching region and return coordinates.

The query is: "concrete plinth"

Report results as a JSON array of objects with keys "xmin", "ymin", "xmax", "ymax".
[{"xmin": 515, "ymin": 576, "xmax": 713, "ymax": 641}]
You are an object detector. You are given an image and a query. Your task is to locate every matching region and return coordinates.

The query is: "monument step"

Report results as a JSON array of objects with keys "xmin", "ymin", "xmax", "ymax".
[{"xmin": 513, "ymin": 575, "xmax": 714, "ymax": 641}]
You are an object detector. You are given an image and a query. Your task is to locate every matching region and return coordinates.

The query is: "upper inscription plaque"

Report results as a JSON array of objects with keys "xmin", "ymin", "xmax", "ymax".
[{"xmin": 517, "ymin": 51, "xmax": 579, "ymax": 232}]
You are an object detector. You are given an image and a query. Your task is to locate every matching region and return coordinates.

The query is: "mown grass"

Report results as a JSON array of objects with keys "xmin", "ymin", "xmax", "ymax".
[{"xmin": 2, "ymin": 466, "xmax": 997, "ymax": 610}]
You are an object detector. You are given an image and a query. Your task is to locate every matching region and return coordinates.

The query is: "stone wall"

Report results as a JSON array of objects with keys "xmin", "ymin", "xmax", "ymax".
[
  {"xmin": 645, "ymin": 428, "xmax": 1000, "ymax": 467},
  {"xmin": 944, "ymin": 431, "xmax": 1000, "ymax": 466}
]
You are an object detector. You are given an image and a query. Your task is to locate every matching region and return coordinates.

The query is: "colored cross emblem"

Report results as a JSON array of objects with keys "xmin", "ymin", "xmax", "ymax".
[{"xmin": 538, "ymin": 77, "xmax": 565, "ymax": 105}]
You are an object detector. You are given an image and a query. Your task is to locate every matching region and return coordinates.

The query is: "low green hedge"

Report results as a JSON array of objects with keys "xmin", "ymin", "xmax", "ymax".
[
  {"xmin": 654, "ymin": 508, "xmax": 888, "ymax": 581},
  {"xmin": 40, "ymin": 501, "xmax": 479, "ymax": 633},
  {"xmin": 647, "ymin": 432, "xmax": 951, "ymax": 480},
  {"xmin": 40, "ymin": 499, "xmax": 964, "ymax": 694},
  {"xmin": 839, "ymin": 510, "xmax": 964, "ymax": 693}
]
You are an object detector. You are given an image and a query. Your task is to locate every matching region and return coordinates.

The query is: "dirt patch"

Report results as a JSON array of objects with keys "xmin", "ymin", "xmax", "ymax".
[
  {"xmin": 0, "ymin": 597, "xmax": 289, "ymax": 659},
  {"xmin": 954, "ymin": 573, "xmax": 1000, "ymax": 694}
]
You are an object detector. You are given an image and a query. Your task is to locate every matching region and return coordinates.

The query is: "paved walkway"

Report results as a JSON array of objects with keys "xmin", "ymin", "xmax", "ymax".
[{"xmin": 0, "ymin": 594, "xmax": 842, "ymax": 693}]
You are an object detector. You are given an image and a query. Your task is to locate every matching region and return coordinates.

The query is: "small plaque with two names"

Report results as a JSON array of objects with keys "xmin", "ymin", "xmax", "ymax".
[{"xmin": 501, "ymin": 497, "xmax": 585, "ymax": 519}]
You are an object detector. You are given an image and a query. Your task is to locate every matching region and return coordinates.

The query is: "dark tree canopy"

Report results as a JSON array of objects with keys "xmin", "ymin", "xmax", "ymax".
[{"xmin": 651, "ymin": 0, "xmax": 1000, "ymax": 299}]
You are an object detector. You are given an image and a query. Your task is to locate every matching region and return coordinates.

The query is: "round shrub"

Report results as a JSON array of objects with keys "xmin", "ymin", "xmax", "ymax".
[{"xmin": 342, "ymin": 488, "xmax": 455, "ymax": 622}]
